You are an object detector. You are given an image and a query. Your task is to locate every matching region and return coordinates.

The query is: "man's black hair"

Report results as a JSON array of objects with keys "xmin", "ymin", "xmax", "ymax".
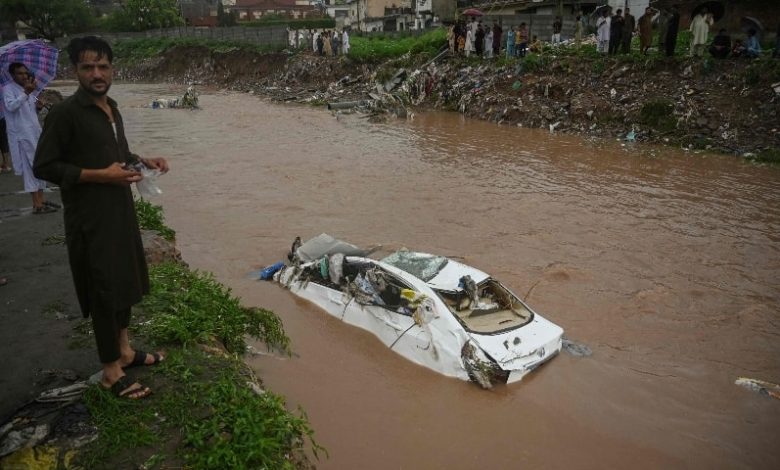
[
  {"xmin": 67, "ymin": 36, "xmax": 113, "ymax": 66},
  {"xmin": 8, "ymin": 62, "xmax": 26, "ymax": 75}
]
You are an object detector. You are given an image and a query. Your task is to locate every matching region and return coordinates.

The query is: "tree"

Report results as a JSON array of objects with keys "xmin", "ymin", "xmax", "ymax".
[
  {"xmin": 0, "ymin": 0, "xmax": 93, "ymax": 40},
  {"xmin": 108, "ymin": 0, "xmax": 184, "ymax": 32}
]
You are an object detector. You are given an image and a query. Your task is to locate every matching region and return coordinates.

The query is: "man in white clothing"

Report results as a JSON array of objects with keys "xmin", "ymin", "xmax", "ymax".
[
  {"xmin": 689, "ymin": 8, "xmax": 713, "ymax": 56},
  {"xmin": 596, "ymin": 9, "xmax": 611, "ymax": 54},
  {"xmin": 342, "ymin": 29, "xmax": 350, "ymax": 55},
  {"xmin": 2, "ymin": 62, "xmax": 56, "ymax": 214}
]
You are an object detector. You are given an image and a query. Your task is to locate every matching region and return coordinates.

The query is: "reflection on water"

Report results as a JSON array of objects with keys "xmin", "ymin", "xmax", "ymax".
[{"xmin": 53, "ymin": 82, "xmax": 780, "ymax": 469}]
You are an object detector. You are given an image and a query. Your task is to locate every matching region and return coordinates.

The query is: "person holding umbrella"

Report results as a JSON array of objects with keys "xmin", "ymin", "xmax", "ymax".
[{"xmin": 3, "ymin": 62, "xmax": 58, "ymax": 214}]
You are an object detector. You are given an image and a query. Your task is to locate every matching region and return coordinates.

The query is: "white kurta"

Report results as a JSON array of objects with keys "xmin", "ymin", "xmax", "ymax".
[
  {"xmin": 342, "ymin": 31, "xmax": 350, "ymax": 55},
  {"xmin": 690, "ymin": 14, "xmax": 711, "ymax": 46},
  {"xmin": 2, "ymin": 82, "xmax": 45, "ymax": 191},
  {"xmin": 597, "ymin": 17, "xmax": 611, "ymax": 41},
  {"xmin": 465, "ymin": 30, "xmax": 475, "ymax": 54}
]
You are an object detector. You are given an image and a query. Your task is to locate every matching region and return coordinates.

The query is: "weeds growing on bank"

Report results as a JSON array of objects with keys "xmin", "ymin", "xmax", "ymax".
[
  {"xmin": 76, "ymin": 201, "xmax": 317, "ymax": 469},
  {"xmin": 80, "ymin": 348, "xmax": 321, "ymax": 469},
  {"xmin": 138, "ymin": 262, "xmax": 290, "ymax": 354},
  {"xmin": 350, "ymin": 28, "xmax": 447, "ymax": 61},
  {"xmin": 135, "ymin": 197, "xmax": 176, "ymax": 241}
]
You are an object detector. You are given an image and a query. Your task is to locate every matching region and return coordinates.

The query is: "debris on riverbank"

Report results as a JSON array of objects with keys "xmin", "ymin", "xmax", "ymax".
[{"xmin": 107, "ymin": 44, "xmax": 780, "ymax": 157}]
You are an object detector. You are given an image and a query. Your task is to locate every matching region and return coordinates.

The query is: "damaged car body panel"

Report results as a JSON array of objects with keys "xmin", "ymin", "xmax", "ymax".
[{"xmin": 275, "ymin": 235, "xmax": 563, "ymax": 388}]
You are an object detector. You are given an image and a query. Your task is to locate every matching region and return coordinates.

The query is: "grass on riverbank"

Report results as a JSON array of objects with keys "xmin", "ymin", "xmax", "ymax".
[
  {"xmin": 349, "ymin": 28, "xmax": 447, "ymax": 62},
  {"xmin": 75, "ymin": 202, "xmax": 319, "ymax": 469}
]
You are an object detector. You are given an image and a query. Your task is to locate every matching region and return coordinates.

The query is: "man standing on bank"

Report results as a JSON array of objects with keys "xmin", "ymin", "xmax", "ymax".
[
  {"xmin": 34, "ymin": 36, "xmax": 168, "ymax": 399},
  {"xmin": 3, "ymin": 63, "xmax": 57, "ymax": 213}
]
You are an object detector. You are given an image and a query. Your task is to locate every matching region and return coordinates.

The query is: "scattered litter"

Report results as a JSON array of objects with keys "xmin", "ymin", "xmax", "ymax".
[
  {"xmin": 562, "ymin": 338, "xmax": 592, "ymax": 357},
  {"xmin": 735, "ymin": 377, "xmax": 780, "ymax": 399},
  {"xmin": 256, "ymin": 261, "xmax": 285, "ymax": 280},
  {"xmin": 151, "ymin": 86, "xmax": 199, "ymax": 109}
]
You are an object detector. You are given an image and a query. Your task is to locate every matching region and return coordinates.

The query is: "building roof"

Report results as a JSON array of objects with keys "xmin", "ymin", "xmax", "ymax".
[{"xmin": 235, "ymin": 0, "xmax": 302, "ymax": 7}]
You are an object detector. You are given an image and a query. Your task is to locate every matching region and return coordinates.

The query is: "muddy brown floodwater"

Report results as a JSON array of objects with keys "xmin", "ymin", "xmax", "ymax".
[{"xmin": 57, "ymin": 83, "xmax": 780, "ymax": 469}]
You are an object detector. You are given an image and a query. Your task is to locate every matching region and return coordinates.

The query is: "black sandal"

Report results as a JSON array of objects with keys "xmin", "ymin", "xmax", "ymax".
[
  {"xmin": 107, "ymin": 375, "xmax": 151, "ymax": 399},
  {"xmin": 124, "ymin": 349, "xmax": 164, "ymax": 369}
]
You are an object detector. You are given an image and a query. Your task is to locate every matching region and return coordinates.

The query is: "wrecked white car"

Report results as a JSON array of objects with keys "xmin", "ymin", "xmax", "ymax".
[{"xmin": 274, "ymin": 234, "xmax": 563, "ymax": 388}]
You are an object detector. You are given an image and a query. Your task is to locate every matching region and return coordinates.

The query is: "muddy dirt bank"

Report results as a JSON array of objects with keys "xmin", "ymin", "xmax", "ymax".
[{"xmin": 99, "ymin": 45, "xmax": 780, "ymax": 157}]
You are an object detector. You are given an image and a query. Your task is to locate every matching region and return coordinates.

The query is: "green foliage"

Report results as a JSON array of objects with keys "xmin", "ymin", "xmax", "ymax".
[
  {"xmin": 745, "ymin": 149, "xmax": 780, "ymax": 164},
  {"xmin": 80, "ymin": 348, "xmax": 320, "ymax": 469},
  {"xmin": 350, "ymin": 28, "xmax": 447, "ymax": 61},
  {"xmin": 104, "ymin": 0, "xmax": 184, "ymax": 32},
  {"xmin": 80, "ymin": 386, "xmax": 160, "ymax": 466},
  {"xmin": 591, "ymin": 58, "xmax": 606, "ymax": 75},
  {"xmin": 639, "ymin": 99, "xmax": 676, "ymax": 133},
  {"xmin": 242, "ymin": 17, "xmax": 336, "ymax": 30},
  {"xmin": 140, "ymin": 262, "xmax": 291, "ymax": 354},
  {"xmin": 0, "ymin": 0, "xmax": 93, "ymax": 40},
  {"xmin": 182, "ymin": 364, "xmax": 323, "ymax": 468},
  {"xmin": 113, "ymin": 37, "xmax": 282, "ymax": 62},
  {"xmin": 522, "ymin": 53, "xmax": 545, "ymax": 72},
  {"xmin": 134, "ymin": 197, "xmax": 176, "ymax": 241}
]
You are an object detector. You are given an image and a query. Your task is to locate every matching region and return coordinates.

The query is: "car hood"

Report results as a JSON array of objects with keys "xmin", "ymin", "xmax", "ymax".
[{"xmin": 468, "ymin": 315, "xmax": 563, "ymax": 367}]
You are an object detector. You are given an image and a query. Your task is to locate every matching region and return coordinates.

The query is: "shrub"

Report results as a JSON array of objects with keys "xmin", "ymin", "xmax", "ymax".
[
  {"xmin": 140, "ymin": 262, "xmax": 291, "ymax": 354},
  {"xmin": 639, "ymin": 99, "xmax": 676, "ymax": 133},
  {"xmin": 134, "ymin": 198, "xmax": 176, "ymax": 241}
]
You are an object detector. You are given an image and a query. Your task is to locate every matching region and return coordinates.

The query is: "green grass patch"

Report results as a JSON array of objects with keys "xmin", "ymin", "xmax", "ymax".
[
  {"xmin": 79, "ymin": 348, "xmax": 321, "ymax": 469},
  {"xmin": 522, "ymin": 53, "xmax": 546, "ymax": 72},
  {"xmin": 349, "ymin": 28, "xmax": 447, "ymax": 61},
  {"xmin": 138, "ymin": 262, "xmax": 290, "ymax": 355},
  {"xmin": 80, "ymin": 386, "xmax": 160, "ymax": 467},
  {"xmin": 745, "ymin": 148, "xmax": 780, "ymax": 164},
  {"xmin": 135, "ymin": 198, "xmax": 176, "ymax": 241}
]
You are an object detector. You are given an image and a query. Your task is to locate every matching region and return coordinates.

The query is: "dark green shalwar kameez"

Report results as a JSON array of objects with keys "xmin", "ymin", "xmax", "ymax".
[{"xmin": 34, "ymin": 88, "xmax": 149, "ymax": 363}]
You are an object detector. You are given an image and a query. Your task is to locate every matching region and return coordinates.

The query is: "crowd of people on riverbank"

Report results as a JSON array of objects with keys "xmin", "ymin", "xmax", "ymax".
[
  {"xmin": 288, "ymin": 28, "xmax": 351, "ymax": 57},
  {"xmin": 447, "ymin": 7, "xmax": 777, "ymax": 60}
]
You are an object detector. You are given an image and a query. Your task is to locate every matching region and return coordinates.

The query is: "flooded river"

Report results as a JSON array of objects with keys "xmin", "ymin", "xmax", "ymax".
[{"xmin": 62, "ymin": 83, "xmax": 780, "ymax": 469}]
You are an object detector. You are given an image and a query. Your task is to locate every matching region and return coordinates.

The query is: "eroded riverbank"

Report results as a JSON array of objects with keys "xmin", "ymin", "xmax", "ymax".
[{"xmin": 103, "ymin": 44, "xmax": 780, "ymax": 157}]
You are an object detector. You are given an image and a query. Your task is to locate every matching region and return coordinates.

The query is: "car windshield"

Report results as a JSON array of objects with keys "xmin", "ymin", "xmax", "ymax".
[{"xmin": 381, "ymin": 251, "xmax": 449, "ymax": 282}]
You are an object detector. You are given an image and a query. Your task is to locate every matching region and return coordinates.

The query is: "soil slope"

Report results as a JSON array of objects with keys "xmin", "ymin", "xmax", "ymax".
[{"xmin": 95, "ymin": 45, "xmax": 780, "ymax": 156}]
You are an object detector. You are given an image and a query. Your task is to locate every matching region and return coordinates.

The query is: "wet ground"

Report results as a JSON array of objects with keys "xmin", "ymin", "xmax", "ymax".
[{"xmin": 57, "ymin": 83, "xmax": 780, "ymax": 469}]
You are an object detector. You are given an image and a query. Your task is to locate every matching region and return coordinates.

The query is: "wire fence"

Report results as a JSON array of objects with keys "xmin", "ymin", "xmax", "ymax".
[{"xmin": 53, "ymin": 25, "xmax": 289, "ymax": 49}]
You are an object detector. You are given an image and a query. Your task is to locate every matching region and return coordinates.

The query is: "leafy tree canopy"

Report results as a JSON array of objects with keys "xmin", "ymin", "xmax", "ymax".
[
  {"xmin": 0, "ymin": 0, "xmax": 93, "ymax": 40},
  {"xmin": 107, "ymin": 0, "xmax": 184, "ymax": 32}
]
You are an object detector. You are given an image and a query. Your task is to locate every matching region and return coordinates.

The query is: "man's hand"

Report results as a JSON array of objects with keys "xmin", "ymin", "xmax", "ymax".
[
  {"xmin": 23, "ymin": 77, "xmax": 36, "ymax": 94},
  {"xmin": 140, "ymin": 157, "xmax": 169, "ymax": 174},
  {"xmin": 80, "ymin": 162, "xmax": 142, "ymax": 186}
]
